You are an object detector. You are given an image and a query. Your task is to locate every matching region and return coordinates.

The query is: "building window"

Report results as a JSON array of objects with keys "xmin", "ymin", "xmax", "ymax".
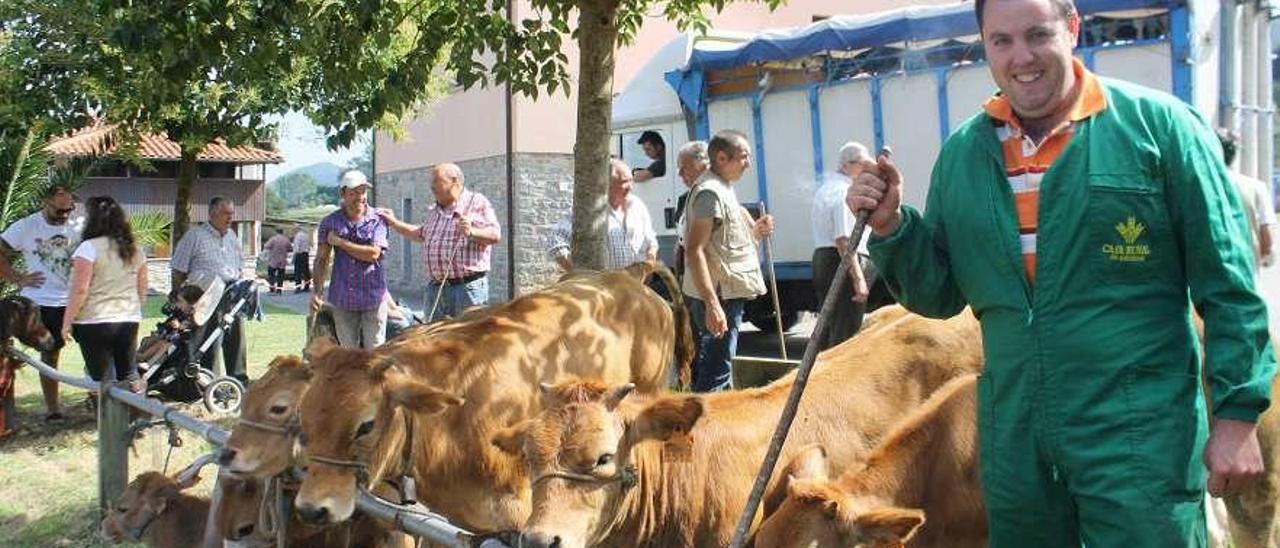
[{"xmin": 235, "ymin": 221, "xmax": 256, "ymax": 256}]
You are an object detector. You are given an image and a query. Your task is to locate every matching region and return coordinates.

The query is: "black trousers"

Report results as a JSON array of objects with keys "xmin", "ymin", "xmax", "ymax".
[
  {"xmin": 267, "ymin": 267, "xmax": 286, "ymax": 289},
  {"xmin": 72, "ymin": 322, "xmax": 139, "ymax": 382},
  {"xmin": 811, "ymin": 247, "xmax": 865, "ymax": 351},
  {"xmin": 292, "ymin": 252, "xmax": 311, "ymax": 286}
]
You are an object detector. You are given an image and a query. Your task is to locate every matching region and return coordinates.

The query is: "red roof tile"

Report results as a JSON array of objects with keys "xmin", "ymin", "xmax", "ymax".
[{"xmin": 46, "ymin": 123, "xmax": 283, "ymax": 164}]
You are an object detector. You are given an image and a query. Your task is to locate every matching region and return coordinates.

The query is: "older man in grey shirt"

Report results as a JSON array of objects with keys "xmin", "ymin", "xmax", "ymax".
[{"xmin": 170, "ymin": 197, "xmax": 247, "ymax": 383}]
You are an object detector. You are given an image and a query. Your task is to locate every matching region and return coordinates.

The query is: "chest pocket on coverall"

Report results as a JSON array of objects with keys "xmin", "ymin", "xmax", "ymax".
[{"xmin": 1086, "ymin": 173, "xmax": 1171, "ymax": 285}]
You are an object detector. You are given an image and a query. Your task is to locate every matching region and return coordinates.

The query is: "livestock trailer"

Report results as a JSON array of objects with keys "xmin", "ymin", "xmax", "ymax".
[{"xmin": 613, "ymin": 0, "xmax": 1275, "ymax": 329}]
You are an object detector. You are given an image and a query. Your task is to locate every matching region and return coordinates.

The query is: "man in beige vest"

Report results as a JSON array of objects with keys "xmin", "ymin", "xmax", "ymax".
[{"xmin": 683, "ymin": 129, "xmax": 775, "ymax": 391}]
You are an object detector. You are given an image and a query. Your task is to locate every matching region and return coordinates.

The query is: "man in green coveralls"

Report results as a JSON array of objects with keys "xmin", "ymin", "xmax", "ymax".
[{"xmin": 846, "ymin": 0, "xmax": 1277, "ymax": 545}]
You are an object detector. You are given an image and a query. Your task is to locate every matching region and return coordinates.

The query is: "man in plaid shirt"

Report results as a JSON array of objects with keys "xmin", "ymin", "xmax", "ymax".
[{"xmin": 380, "ymin": 163, "xmax": 500, "ymax": 322}]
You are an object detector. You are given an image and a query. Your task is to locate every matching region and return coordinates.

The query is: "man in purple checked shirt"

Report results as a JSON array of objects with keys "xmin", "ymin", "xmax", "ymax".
[{"xmin": 311, "ymin": 170, "xmax": 390, "ymax": 349}]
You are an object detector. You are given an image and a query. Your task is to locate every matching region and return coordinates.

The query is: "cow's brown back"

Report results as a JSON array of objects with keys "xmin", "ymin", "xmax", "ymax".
[{"xmin": 297, "ymin": 267, "xmax": 684, "ymax": 532}]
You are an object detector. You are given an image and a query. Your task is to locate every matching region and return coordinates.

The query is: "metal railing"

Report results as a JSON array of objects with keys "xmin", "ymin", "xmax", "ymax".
[{"xmin": 8, "ymin": 347, "xmax": 478, "ymax": 547}]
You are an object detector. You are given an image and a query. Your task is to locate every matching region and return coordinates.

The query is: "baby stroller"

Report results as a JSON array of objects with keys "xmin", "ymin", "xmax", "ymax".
[{"xmin": 136, "ymin": 277, "xmax": 257, "ymax": 414}]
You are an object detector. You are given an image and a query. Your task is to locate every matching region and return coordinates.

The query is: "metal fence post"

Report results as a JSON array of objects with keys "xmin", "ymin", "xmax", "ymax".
[{"xmin": 97, "ymin": 388, "xmax": 130, "ymax": 518}]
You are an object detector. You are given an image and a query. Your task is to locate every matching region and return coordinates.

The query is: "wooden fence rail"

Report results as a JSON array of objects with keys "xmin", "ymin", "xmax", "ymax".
[{"xmin": 7, "ymin": 347, "xmax": 479, "ymax": 547}]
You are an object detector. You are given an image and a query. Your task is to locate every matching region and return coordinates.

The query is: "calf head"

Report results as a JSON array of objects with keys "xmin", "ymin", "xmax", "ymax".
[
  {"xmin": 491, "ymin": 380, "xmax": 703, "ymax": 548},
  {"xmin": 294, "ymin": 338, "xmax": 463, "ymax": 525},
  {"xmin": 215, "ymin": 475, "xmax": 272, "ymax": 547},
  {"xmin": 101, "ymin": 471, "xmax": 201, "ymax": 544},
  {"xmin": 752, "ymin": 446, "xmax": 925, "ymax": 548},
  {"xmin": 0, "ymin": 295, "xmax": 56, "ymax": 352},
  {"xmin": 222, "ymin": 355, "xmax": 311, "ymax": 479}
]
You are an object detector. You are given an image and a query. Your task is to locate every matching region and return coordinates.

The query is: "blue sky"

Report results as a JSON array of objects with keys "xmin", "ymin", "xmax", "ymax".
[{"xmin": 262, "ymin": 111, "xmax": 364, "ymax": 184}]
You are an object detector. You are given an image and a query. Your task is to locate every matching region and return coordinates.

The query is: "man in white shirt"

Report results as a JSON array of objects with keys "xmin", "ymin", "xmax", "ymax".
[
  {"xmin": 1219, "ymin": 130, "xmax": 1277, "ymax": 270},
  {"xmin": 170, "ymin": 197, "xmax": 246, "ymax": 383},
  {"xmin": 0, "ymin": 185, "xmax": 83, "ymax": 420},
  {"xmin": 291, "ymin": 224, "xmax": 312, "ymax": 293},
  {"xmin": 811, "ymin": 142, "xmax": 872, "ymax": 350},
  {"xmin": 549, "ymin": 159, "xmax": 658, "ymax": 271}
]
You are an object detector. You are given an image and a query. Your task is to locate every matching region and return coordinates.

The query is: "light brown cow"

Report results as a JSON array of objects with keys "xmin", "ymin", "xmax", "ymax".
[
  {"xmin": 753, "ymin": 375, "xmax": 984, "ymax": 548},
  {"xmin": 492, "ymin": 307, "xmax": 982, "ymax": 547},
  {"xmin": 101, "ymin": 471, "xmax": 210, "ymax": 547},
  {"xmin": 295, "ymin": 264, "xmax": 693, "ymax": 532},
  {"xmin": 221, "ymin": 355, "xmax": 311, "ymax": 479},
  {"xmin": 1218, "ymin": 368, "xmax": 1280, "ymax": 548}
]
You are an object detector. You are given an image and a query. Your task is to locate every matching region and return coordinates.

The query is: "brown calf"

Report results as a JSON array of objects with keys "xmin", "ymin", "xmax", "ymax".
[
  {"xmin": 0, "ymin": 295, "xmax": 59, "ymax": 437},
  {"xmin": 492, "ymin": 307, "xmax": 982, "ymax": 547},
  {"xmin": 753, "ymin": 375, "xmax": 984, "ymax": 548},
  {"xmin": 100, "ymin": 471, "xmax": 210, "ymax": 547}
]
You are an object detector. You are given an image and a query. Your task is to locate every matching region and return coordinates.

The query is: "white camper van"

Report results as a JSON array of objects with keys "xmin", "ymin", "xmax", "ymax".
[{"xmin": 612, "ymin": 0, "xmax": 1274, "ymax": 330}]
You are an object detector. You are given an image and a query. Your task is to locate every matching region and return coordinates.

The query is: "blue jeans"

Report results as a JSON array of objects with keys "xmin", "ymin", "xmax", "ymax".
[
  {"xmin": 688, "ymin": 297, "xmax": 745, "ymax": 392},
  {"xmin": 424, "ymin": 276, "xmax": 488, "ymax": 322}
]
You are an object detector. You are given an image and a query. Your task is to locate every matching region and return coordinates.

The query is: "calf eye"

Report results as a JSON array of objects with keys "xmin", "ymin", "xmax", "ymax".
[
  {"xmin": 268, "ymin": 405, "xmax": 288, "ymax": 415},
  {"xmin": 355, "ymin": 420, "xmax": 375, "ymax": 438},
  {"xmin": 115, "ymin": 505, "xmax": 128, "ymax": 513},
  {"xmin": 595, "ymin": 453, "xmax": 614, "ymax": 467}
]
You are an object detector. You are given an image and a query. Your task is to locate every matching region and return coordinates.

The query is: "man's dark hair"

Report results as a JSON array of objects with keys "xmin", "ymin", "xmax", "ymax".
[
  {"xmin": 707, "ymin": 130, "xmax": 749, "ymax": 176},
  {"xmin": 275, "ymin": 227, "xmax": 284, "ymax": 234},
  {"xmin": 975, "ymin": 0, "xmax": 1078, "ymax": 32},
  {"xmin": 637, "ymin": 130, "xmax": 666, "ymax": 150},
  {"xmin": 41, "ymin": 184, "xmax": 73, "ymax": 200},
  {"xmin": 1218, "ymin": 128, "xmax": 1239, "ymax": 166}
]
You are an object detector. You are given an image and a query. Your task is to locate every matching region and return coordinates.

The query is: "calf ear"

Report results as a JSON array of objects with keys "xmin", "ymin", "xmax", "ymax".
[
  {"xmin": 763, "ymin": 445, "xmax": 827, "ymax": 518},
  {"xmin": 855, "ymin": 507, "xmax": 925, "ymax": 543},
  {"xmin": 491, "ymin": 421, "xmax": 531, "ymax": 455},
  {"xmin": 303, "ymin": 335, "xmax": 337, "ymax": 361},
  {"xmin": 632, "ymin": 396, "xmax": 702, "ymax": 443},
  {"xmin": 603, "ymin": 383, "xmax": 635, "ymax": 410},
  {"xmin": 787, "ymin": 444, "xmax": 829, "ymax": 481},
  {"xmin": 386, "ymin": 374, "xmax": 464, "ymax": 414}
]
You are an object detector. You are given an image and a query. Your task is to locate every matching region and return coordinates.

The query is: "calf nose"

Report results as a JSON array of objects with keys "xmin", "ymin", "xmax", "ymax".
[
  {"xmin": 232, "ymin": 523, "xmax": 255, "ymax": 540},
  {"xmin": 295, "ymin": 503, "xmax": 329, "ymax": 525},
  {"xmin": 217, "ymin": 447, "xmax": 237, "ymax": 466},
  {"xmin": 519, "ymin": 531, "xmax": 562, "ymax": 548}
]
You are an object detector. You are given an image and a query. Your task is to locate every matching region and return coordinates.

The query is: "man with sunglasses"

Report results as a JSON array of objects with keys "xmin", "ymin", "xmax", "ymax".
[{"xmin": 0, "ymin": 185, "xmax": 83, "ymax": 422}]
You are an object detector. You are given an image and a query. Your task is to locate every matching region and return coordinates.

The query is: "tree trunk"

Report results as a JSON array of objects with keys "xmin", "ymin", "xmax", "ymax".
[
  {"xmin": 172, "ymin": 147, "xmax": 198, "ymax": 246},
  {"xmin": 569, "ymin": 0, "xmax": 620, "ymax": 271},
  {"xmin": 1, "ymin": 125, "xmax": 38, "ymax": 228}
]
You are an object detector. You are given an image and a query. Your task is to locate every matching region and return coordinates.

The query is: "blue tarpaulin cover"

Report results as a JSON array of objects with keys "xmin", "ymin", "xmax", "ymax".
[{"xmin": 684, "ymin": 0, "xmax": 1175, "ymax": 71}]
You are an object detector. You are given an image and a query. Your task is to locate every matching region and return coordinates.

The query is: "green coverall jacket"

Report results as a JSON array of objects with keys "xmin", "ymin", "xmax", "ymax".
[{"xmin": 869, "ymin": 77, "xmax": 1276, "ymax": 546}]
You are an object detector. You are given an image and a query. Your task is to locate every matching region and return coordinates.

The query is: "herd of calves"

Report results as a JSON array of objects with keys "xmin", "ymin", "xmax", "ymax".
[{"xmin": 99, "ymin": 264, "xmax": 1280, "ymax": 547}]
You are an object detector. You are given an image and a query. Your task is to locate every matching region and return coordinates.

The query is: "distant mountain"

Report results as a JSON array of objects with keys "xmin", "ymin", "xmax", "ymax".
[{"xmin": 271, "ymin": 161, "xmax": 344, "ymax": 187}]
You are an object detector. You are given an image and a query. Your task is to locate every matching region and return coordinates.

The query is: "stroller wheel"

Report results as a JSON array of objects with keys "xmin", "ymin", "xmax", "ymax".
[{"xmin": 202, "ymin": 377, "xmax": 245, "ymax": 415}]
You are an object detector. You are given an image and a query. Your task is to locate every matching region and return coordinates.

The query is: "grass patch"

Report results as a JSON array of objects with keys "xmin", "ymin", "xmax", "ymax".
[{"xmin": 0, "ymin": 297, "xmax": 307, "ymax": 547}]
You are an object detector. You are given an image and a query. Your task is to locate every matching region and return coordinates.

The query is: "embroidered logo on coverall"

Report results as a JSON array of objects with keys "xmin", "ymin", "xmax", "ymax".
[{"xmin": 1102, "ymin": 216, "xmax": 1150, "ymax": 262}]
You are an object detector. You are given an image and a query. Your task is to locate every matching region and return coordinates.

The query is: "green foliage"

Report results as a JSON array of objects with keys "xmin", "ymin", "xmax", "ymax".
[
  {"xmin": 128, "ymin": 211, "xmax": 172, "ymax": 252},
  {"xmin": 270, "ymin": 172, "xmax": 338, "ymax": 210}
]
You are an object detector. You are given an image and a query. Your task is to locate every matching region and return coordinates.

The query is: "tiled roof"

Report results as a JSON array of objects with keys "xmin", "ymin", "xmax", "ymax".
[{"xmin": 46, "ymin": 123, "xmax": 283, "ymax": 164}]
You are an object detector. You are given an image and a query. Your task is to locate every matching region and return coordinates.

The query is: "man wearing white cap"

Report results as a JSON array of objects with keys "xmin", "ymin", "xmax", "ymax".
[{"xmin": 312, "ymin": 169, "xmax": 390, "ymax": 348}]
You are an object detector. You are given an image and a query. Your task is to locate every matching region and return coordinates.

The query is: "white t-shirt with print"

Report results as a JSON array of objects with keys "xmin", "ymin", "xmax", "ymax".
[{"xmin": 0, "ymin": 212, "xmax": 85, "ymax": 307}]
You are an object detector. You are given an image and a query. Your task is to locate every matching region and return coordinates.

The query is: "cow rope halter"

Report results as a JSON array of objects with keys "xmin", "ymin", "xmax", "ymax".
[
  {"xmin": 236, "ymin": 416, "xmax": 300, "ymax": 437},
  {"xmin": 305, "ymin": 411, "xmax": 419, "ymax": 502},
  {"xmin": 531, "ymin": 465, "xmax": 639, "ymax": 492}
]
